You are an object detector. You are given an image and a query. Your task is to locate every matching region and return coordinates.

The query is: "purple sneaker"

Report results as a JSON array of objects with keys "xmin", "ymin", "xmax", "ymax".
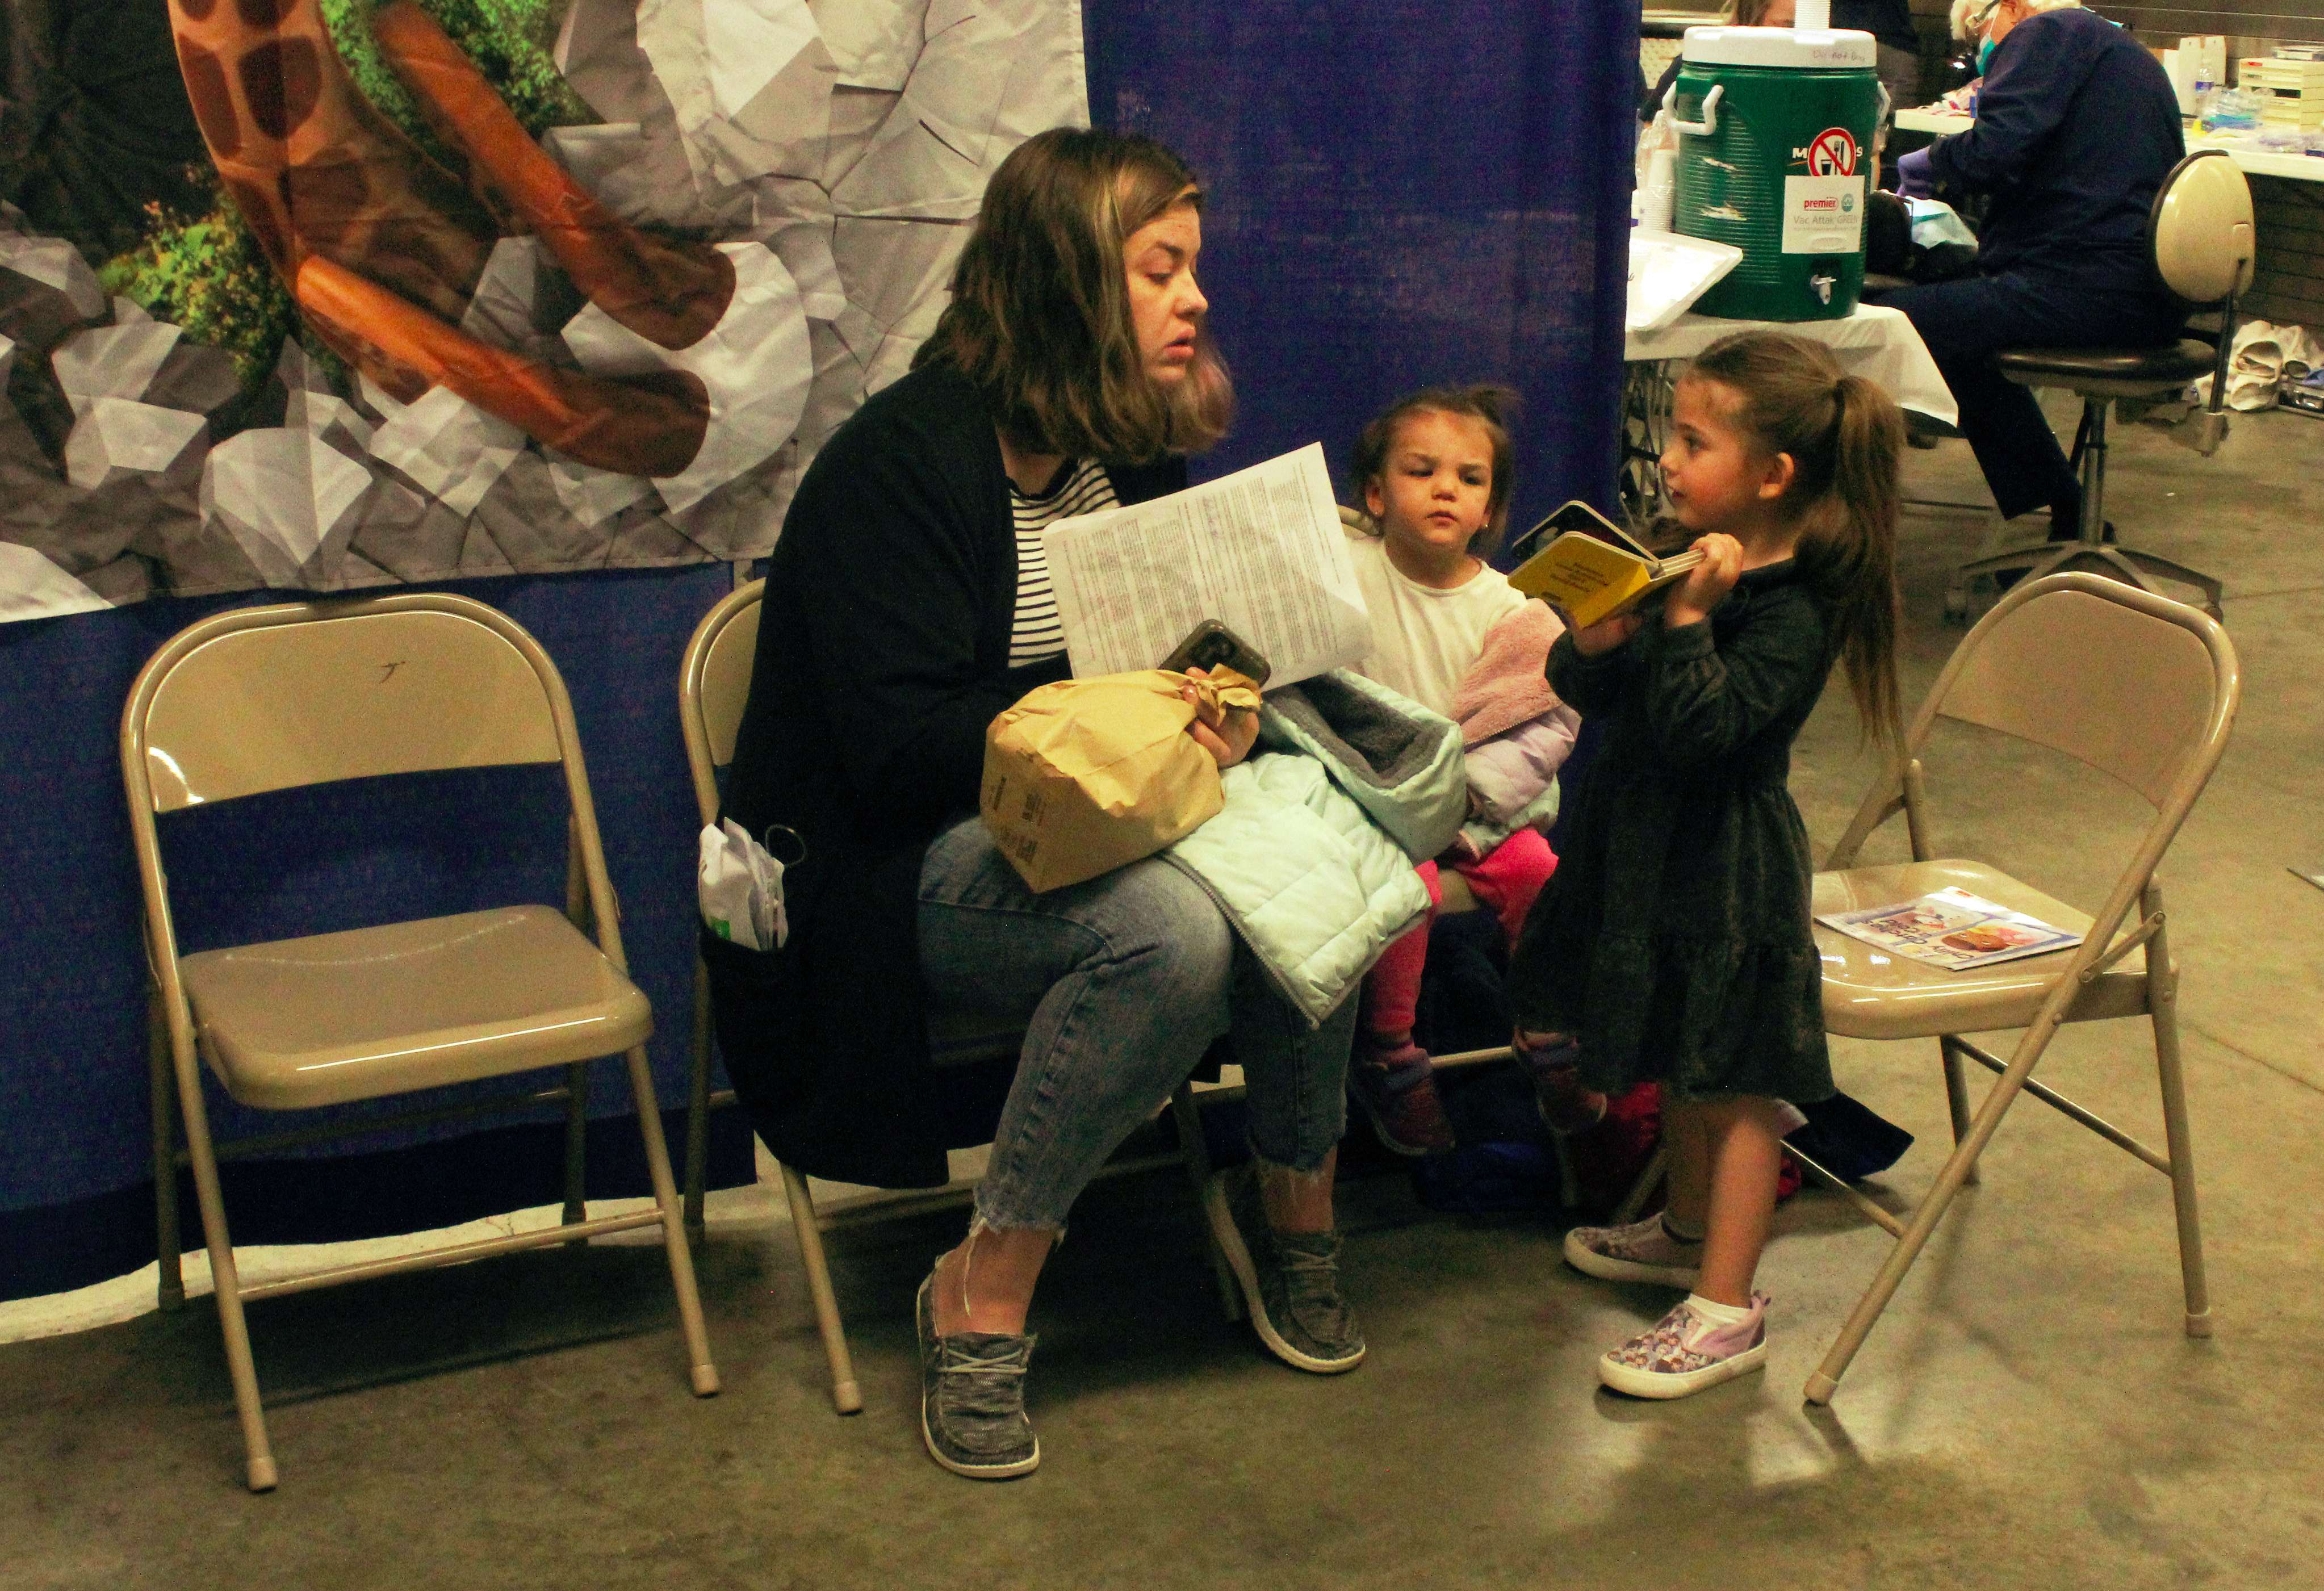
[
  {"xmin": 1598, "ymin": 1293, "xmax": 1769, "ymax": 1400},
  {"xmin": 1349, "ymin": 1040, "xmax": 1454, "ymax": 1155},
  {"xmin": 1513, "ymin": 1033, "xmax": 1606, "ymax": 1137}
]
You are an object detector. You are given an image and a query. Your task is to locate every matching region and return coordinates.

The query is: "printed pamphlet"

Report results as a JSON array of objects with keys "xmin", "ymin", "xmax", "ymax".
[
  {"xmin": 1816, "ymin": 885, "xmax": 2083, "ymax": 972},
  {"xmin": 1041, "ymin": 443, "xmax": 1370, "ymax": 687}
]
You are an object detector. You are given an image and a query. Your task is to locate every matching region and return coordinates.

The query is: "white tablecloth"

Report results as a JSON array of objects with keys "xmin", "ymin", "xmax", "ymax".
[
  {"xmin": 1623, "ymin": 303, "xmax": 1959, "ymax": 425},
  {"xmin": 1896, "ymin": 105, "xmax": 2324, "ymax": 185}
]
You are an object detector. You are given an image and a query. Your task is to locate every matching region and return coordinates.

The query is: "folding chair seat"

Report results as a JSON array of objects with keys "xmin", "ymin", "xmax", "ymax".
[
  {"xmin": 1800, "ymin": 572, "xmax": 2238, "ymax": 1404},
  {"xmin": 125, "ymin": 593, "xmax": 717, "ymax": 1490},
  {"xmin": 677, "ymin": 579, "xmax": 1233, "ymax": 1417}
]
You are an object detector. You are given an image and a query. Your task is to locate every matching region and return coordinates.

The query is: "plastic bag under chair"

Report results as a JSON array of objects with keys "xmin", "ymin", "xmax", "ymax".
[
  {"xmin": 2195, "ymin": 319, "xmax": 2324, "ymax": 413},
  {"xmin": 981, "ymin": 667, "xmax": 1261, "ymax": 893}
]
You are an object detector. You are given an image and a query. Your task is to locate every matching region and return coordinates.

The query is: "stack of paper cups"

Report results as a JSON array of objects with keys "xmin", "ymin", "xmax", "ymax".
[{"xmin": 1638, "ymin": 146, "xmax": 1677, "ymax": 232}]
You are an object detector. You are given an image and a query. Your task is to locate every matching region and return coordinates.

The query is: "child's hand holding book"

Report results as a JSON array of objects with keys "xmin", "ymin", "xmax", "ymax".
[
  {"xmin": 1663, "ymin": 533, "xmax": 1744, "ymax": 629},
  {"xmin": 1569, "ymin": 612, "xmax": 1644, "ymax": 656}
]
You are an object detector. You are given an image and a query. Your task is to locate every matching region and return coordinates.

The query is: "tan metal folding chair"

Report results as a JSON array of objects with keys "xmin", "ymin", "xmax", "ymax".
[
  {"xmin": 1802, "ymin": 572, "xmax": 2238, "ymax": 1404},
  {"xmin": 677, "ymin": 579, "xmax": 1234, "ymax": 1417},
  {"xmin": 125, "ymin": 593, "xmax": 717, "ymax": 1491}
]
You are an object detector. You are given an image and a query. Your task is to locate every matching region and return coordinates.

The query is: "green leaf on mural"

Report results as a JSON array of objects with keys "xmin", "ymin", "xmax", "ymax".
[{"xmin": 104, "ymin": 0, "xmax": 593, "ymax": 388}]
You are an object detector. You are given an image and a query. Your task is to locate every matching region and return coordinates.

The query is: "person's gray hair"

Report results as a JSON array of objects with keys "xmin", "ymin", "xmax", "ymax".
[{"xmin": 1950, "ymin": 0, "xmax": 2079, "ymax": 42}]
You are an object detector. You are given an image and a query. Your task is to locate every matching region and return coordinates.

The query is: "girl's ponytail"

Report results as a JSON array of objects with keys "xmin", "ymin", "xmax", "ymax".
[
  {"xmin": 1823, "ymin": 374, "xmax": 1904, "ymax": 748},
  {"xmin": 1686, "ymin": 332, "xmax": 1904, "ymax": 748}
]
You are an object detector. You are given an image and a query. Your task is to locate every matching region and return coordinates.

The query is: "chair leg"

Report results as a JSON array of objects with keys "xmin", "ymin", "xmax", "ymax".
[
  {"xmin": 1938, "ymin": 1037, "xmax": 1981, "ymax": 1187},
  {"xmin": 1806, "ymin": 1016, "xmax": 2059, "ymax": 1406},
  {"xmin": 1551, "ymin": 1136, "xmax": 1582, "ymax": 1210},
  {"xmin": 150, "ymin": 991, "xmax": 186, "ymax": 1312},
  {"xmin": 560, "ymin": 1061, "xmax": 589, "ymax": 1235},
  {"xmin": 684, "ymin": 958, "xmax": 713, "ymax": 1241},
  {"xmin": 2105, "ymin": 547, "xmax": 2224, "ymax": 619},
  {"xmin": 1169, "ymin": 1083, "xmax": 1240, "ymax": 1322},
  {"xmin": 174, "ymin": 1061, "xmax": 277, "ymax": 1491},
  {"xmin": 2145, "ymin": 904, "xmax": 2213, "ymax": 1337},
  {"xmin": 774, "ymin": 1161, "xmax": 862, "ymax": 1413},
  {"xmin": 620, "ymin": 1045, "xmax": 719, "ymax": 1397},
  {"xmin": 1611, "ymin": 1141, "xmax": 1668, "ymax": 1225}
]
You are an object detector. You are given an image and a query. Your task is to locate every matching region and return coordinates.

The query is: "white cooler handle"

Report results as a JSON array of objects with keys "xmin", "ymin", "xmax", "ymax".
[{"xmin": 1668, "ymin": 82, "xmax": 1723, "ymax": 137}]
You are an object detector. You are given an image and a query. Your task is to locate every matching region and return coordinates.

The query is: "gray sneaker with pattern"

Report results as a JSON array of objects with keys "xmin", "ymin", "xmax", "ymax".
[
  {"xmin": 1204, "ymin": 1165, "xmax": 1366, "ymax": 1374},
  {"xmin": 916, "ymin": 1272, "xmax": 1039, "ymax": 1479}
]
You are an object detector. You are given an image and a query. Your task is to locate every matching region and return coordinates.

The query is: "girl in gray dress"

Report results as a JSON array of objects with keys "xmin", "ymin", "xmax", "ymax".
[{"xmin": 1506, "ymin": 331, "xmax": 1904, "ymax": 1400}]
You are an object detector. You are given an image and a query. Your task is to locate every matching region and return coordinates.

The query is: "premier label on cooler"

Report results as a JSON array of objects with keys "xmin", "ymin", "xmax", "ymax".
[{"xmin": 1782, "ymin": 125, "xmax": 1867, "ymax": 254}]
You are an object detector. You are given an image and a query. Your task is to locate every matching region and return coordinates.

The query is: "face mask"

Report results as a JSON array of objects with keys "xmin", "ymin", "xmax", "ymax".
[{"xmin": 1977, "ymin": 35, "xmax": 1996, "ymax": 73}]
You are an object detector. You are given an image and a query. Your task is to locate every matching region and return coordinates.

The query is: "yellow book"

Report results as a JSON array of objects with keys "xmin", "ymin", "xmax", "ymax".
[{"xmin": 1506, "ymin": 501, "xmax": 1704, "ymax": 627}]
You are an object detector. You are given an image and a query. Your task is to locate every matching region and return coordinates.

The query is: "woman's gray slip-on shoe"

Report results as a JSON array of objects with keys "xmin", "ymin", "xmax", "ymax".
[
  {"xmin": 1204, "ymin": 1165, "xmax": 1366, "ymax": 1374},
  {"xmin": 916, "ymin": 1271, "xmax": 1039, "ymax": 1479}
]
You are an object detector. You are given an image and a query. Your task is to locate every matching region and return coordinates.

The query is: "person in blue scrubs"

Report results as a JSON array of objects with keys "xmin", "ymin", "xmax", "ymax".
[{"xmin": 1875, "ymin": 1, "xmax": 2185, "ymax": 538}]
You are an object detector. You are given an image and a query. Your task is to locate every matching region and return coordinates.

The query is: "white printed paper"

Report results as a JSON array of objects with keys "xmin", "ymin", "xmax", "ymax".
[
  {"xmin": 1041, "ymin": 443, "xmax": 1370, "ymax": 688},
  {"xmin": 1782, "ymin": 174, "xmax": 1866, "ymax": 254}
]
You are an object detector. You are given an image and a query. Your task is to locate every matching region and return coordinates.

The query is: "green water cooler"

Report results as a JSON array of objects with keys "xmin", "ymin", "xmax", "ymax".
[{"xmin": 1666, "ymin": 0, "xmax": 1885, "ymax": 322}]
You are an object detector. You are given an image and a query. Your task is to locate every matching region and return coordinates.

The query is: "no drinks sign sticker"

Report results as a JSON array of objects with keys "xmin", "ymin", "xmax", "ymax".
[{"xmin": 1784, "ymin": 126, "xmax": 1865, "ymax": 253}]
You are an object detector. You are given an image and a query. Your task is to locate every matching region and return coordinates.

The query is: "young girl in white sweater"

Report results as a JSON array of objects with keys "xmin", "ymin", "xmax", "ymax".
[{"xmin": 1342, "ymin": 387, "xmax": 1578, "ymax": 1153}]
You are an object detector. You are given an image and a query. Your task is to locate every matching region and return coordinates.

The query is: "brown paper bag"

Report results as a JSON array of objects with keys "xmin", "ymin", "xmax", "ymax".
[{"xmin": 981, "ymin": 668, "xmax": 1262, "ymax": 893}]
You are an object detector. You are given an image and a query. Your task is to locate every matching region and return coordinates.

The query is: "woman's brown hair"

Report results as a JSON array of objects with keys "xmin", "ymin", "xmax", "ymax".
[
  {"xmin": 915, "ymin": 128, "xmax": 1233, "ymax": 463},
  {"xmin": 1684, "ymin": 331, "xmax": 1905, "ymax": 746},
  {"xmin": 1349, "ymin": 385, "xmax": 1519, "ymax": 555}
]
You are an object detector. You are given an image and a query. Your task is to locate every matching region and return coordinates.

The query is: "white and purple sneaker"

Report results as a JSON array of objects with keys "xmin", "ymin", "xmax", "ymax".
[
  {"xmin": 1563, "ymin": 1213, "xmax": 1703, "ymax": 1288},
  {"xmin": 1598, "ymin": 1293, "xmax": 1769, "ymax": 1400}
]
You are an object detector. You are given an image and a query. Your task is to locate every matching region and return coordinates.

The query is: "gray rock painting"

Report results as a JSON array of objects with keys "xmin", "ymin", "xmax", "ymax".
[{"xmin": 0, "ymin": 0, "xmax": 1087, "ymax": 624}]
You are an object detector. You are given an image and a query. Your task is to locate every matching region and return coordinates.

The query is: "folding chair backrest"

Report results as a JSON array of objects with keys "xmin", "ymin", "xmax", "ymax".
[
  {"xmin": 1928, "ymin": 577, "xmax": 2231, "ymax": 811},
  {"xmin": 679, "ymin": 580, "xmax": 765, "ymax": 829},
  {"xmin": 129, "ymin": 597, "xmax": 567, "ymax": 813},
  {"xmin": 123, "ymin": 593, "xmax": 630, "ymax": 976}
]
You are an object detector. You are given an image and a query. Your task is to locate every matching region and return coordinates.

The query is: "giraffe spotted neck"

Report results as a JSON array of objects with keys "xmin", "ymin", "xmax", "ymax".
[
  {"xmin": 168, "ymin": 0, "xmax": 497, "ymax": 351},
  {"xmin": 161, "ymin": 0, "xmax": 729, "ymax": 473}
]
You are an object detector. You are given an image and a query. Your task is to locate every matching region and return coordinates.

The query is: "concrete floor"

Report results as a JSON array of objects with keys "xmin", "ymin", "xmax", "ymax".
[{"xmin": 7, "ymin": 399, "xmax": 2324, "ymax": 1590}]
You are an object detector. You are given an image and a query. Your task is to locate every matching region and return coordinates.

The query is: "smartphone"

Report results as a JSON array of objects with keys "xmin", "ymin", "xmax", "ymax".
[{"xmin": 1160, "ymin": 619, "xmax": 1270, "ymax": 687}]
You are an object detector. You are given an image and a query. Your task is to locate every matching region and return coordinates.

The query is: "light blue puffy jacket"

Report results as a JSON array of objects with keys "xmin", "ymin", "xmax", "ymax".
[{"xmin": 1163, "ymin": 669, "xmax": 1468, "ymax": 1026}]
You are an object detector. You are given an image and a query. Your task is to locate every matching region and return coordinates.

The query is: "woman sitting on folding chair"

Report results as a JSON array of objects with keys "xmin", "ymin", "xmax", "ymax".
[{"xmin": 708, "ymin": 128, "xmax": 1449, "ymax": 1481}]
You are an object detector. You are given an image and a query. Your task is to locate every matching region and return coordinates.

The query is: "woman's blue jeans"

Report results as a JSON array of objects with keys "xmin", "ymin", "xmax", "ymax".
[{"xmin": 918, "ymin": 818, "xmax": 1354, "ymax": 1231}]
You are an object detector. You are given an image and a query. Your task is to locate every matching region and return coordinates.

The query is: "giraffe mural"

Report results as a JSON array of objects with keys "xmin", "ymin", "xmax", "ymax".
[
  {"xmin": 0, "ymin": 0, "xmax": 1090, "ymax": 621},
  {"xmin": 162, "ymin": 0, "xmax": 730, "ymax": 478}
]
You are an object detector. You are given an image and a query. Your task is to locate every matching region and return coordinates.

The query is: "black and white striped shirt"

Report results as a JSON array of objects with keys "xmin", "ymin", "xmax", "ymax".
[{"xmin": 1008, "ymin": 458, "xmax": 1117, "ymax": 667}]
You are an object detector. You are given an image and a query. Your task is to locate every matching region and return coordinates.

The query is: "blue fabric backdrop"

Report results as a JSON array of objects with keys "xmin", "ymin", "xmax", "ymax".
[
  {"xmin": 0, "ymin": 0, "xmax": 1634, "ymax": 1303},
  {"xmin": 1087, "ymin": 0, "xmax": 1636, "ymax": 532}
]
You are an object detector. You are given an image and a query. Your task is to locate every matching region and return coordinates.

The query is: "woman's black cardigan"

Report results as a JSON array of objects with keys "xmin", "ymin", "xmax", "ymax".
[{"xmin": 709, "ymin": 361, "xmax": 1186, "ymax": 1188}]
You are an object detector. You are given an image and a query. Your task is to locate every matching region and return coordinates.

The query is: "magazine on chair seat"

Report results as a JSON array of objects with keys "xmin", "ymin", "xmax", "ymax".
[{"xmin": 1816, "ymin": 886, "xmax": 2083, "ymax": 972}]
